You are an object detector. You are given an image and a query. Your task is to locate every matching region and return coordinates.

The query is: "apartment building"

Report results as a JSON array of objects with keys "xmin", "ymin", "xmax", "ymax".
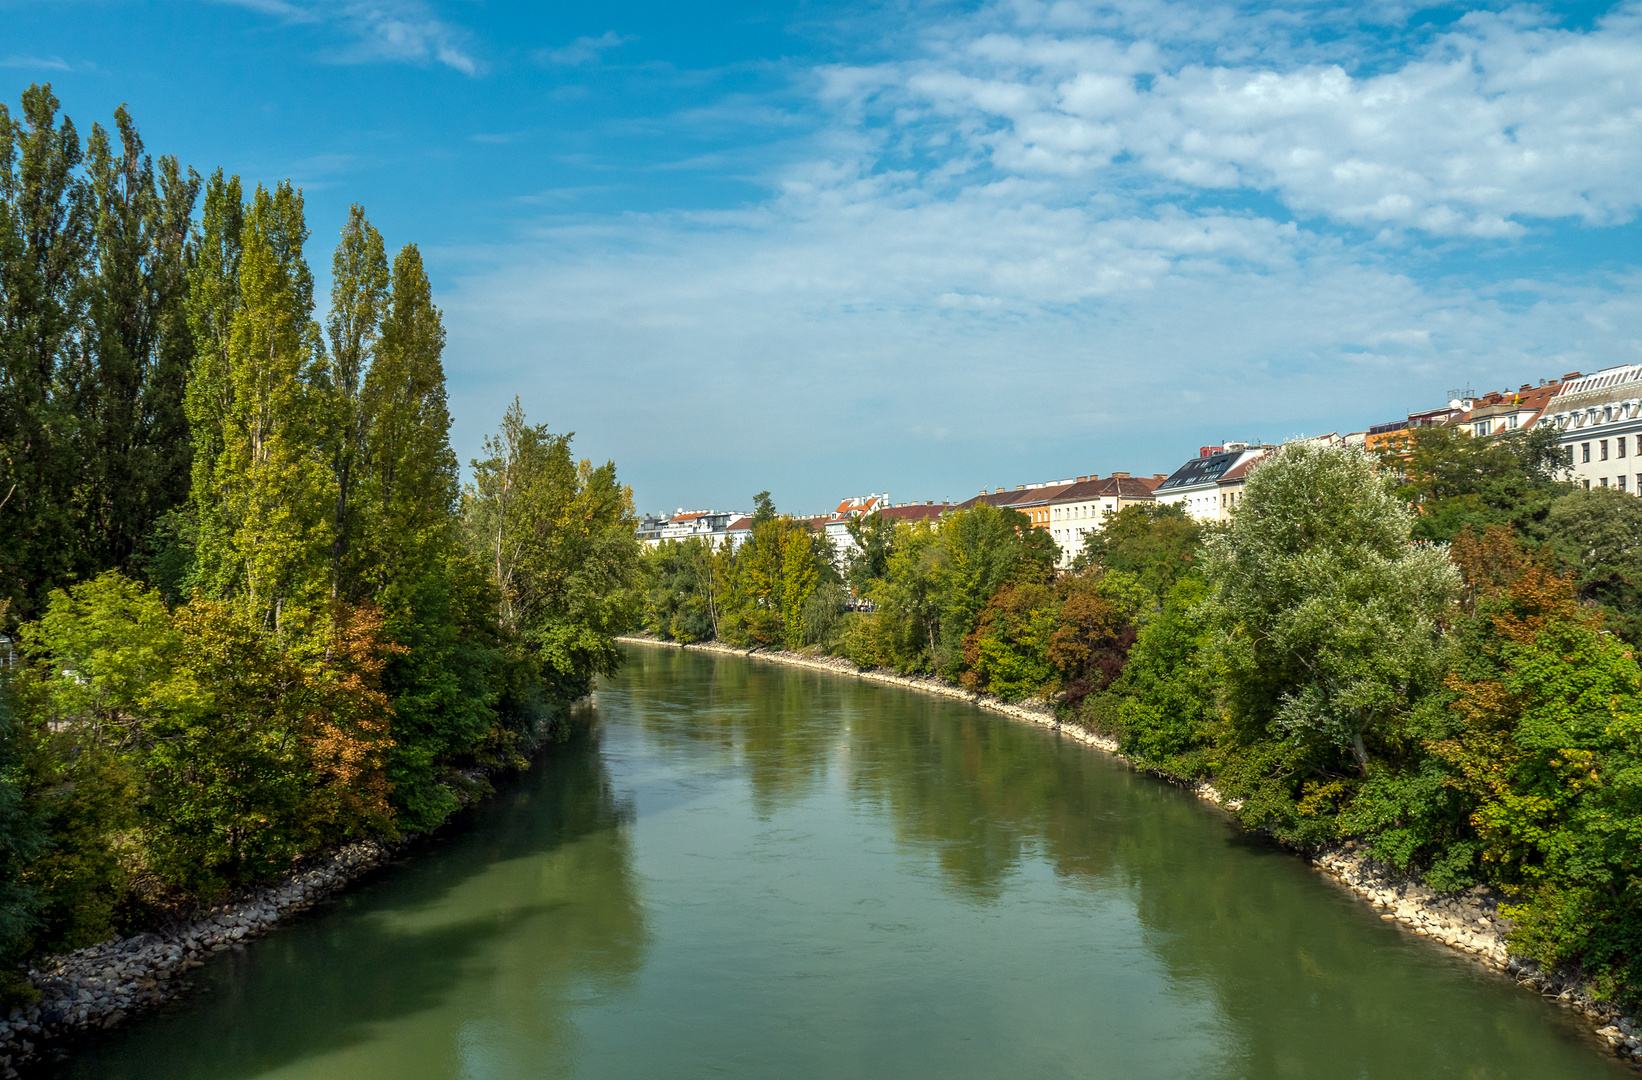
[
  {"xmin": 1047, "ymin": 474, "xmax": 1162, "ymax": 564},
  {"xmin": 1155, "ymin": 445, "xmax": 1272, "ymax": 521},
  {"xmin": 1541, "ymin": 365, "xmax": 1642, "ymax": 492}
]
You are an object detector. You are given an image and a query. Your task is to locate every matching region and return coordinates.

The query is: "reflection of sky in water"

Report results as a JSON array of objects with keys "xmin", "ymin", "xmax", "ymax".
[{"xmin": 54, "ymin": 646, "xmax": 1626, "ymax": 1080}]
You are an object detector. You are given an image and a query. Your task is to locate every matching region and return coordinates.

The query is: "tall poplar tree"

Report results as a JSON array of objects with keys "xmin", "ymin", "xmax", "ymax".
[
  {"xmin": 182, "ymin": 169, "xmax": 244, "ymax": 600},
  {"xmin": 363, "ymin": 242, "xmax": 458, "ymax": 593},
  {"xmin": 203, "ymin": 182, "xmax": 334, "ymax": 644},
  {"xmin": 0, "ymin": 84, "xmax": 88, "ymax": 616},
  {"xmin": 323, "ymin": 206, "xmax": 388, "ymax": 602},
  {"xmin": 79, "ymin": 107, "xmax": 198, "ymax": 577}
]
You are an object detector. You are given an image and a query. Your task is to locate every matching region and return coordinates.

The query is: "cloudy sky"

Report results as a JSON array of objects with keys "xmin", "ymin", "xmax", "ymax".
[{"xmin": 5, "ymin": 0, "xmax": 1641, "ymax": 513}]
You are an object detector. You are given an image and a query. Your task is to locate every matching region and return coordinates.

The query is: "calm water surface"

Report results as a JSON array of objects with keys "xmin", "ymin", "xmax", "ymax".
[{"xmin": 53, "ymin": 646, "xmax": 1627, "ymax": 1079}]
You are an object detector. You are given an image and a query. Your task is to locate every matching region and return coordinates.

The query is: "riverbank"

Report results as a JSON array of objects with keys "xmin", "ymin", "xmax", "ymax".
[
  {"xmin": 0, "ymin": 840, "xmax": 394, "ymax": 1077},
  {"xmin": 619, "ymin": 634, "xmax": 1642, "ymax": 1066}
]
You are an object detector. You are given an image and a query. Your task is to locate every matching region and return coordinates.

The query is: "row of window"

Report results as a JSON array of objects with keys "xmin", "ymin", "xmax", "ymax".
[
  {"xmin": 1581, "ymin": 437, "xmax": 1633, "ymax": 463},
  {"xmin": 1584, "ymin": 477, "xmax": 1637, "ymax": 491}
]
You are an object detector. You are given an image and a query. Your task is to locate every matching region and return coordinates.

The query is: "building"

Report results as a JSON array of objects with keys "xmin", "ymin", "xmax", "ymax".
[
  {"xmin": 1213, "ymin": 454, "xmax": 1267, "ymax": 518},
  {"xmin": 639, "ymin": 509, "xmax": 745, "ymax": 548},
  {"xmin": 1047, "ymin": 474, "xmax": 1162, "ymax": 564},
  {"xmin": 821, "ymin": 494, "xmax": 890, "ymax": 559},
  {"xmin": 1540, "ymin": 365, "xmax": 1642, "ymax": 492},
  {"xmin": 1155, "ymin": 445, "xmax": 1272, "ymax": 521},
  {"xmin": 1366, "ymin": 376, "xmax": 1568, "ymax": 453}
]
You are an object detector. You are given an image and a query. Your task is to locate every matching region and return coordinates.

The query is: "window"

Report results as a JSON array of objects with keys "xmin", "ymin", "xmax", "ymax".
[
  {"xmin": 1585, "ymin": 479, "xmax": 1592, "ymax": 489},
  {"xmin": 1506, "ymin": 415, "xmax": 1519, "ymax": 430},
  {"xmin": 1583, "ymin": 442, "xmax": 1592, "ymax": 463},
  {"xmin": 1622, "ymin": 437, "xmax": 1630, "ymax": 459},
  {"xmin": 1602, "ymin": 440, "xmax": 1610, "ymax": 460},
  {"xmin": 1475, "ymin": 421, "xmax": 1491, "ymax": 437},
  {"xmin": 1601, "ymin": 477, "xmax": 1610, "ymax": 487},
  {"xmin": 1621, "ymin": 475, "xmax": 1628, "ymax": 491}
]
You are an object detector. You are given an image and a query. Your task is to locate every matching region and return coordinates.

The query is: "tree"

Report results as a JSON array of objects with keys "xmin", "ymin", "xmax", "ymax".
[
  {"xmin": 1383, "ymin": 424, "xmax": 1570, "ymax": 542},
  {"xmin": 0, "ymin": 84, "xmax": 89, "ymax": 617},
  {"xmin": 322, "ymin": 205, "xmax": 389, "ymax": 602},
  {"xmin": 182, "ymin": 168, "xmax": 244, "ymax": 598},
  {"xmin": 465, "ymin": 402, "xmax": 641, "ymax": 708},
  {"xmin": 1543, "ymin": 486, "xmax": 1642, "ymax": 640},
  {"xmin": 197, "ymin": 182, "xmax": 334, "ymax": 645},
  {"xmin": 1072, "ymin": 503, "xmax": 1201, "ymax": 605},
  {"xmin": 1205, "ymin": 443, "xmax": 1459, "ymax": 777},
  {"xmin": 78, "ymin": 108, "xmax": 198, "ymax": 580}
]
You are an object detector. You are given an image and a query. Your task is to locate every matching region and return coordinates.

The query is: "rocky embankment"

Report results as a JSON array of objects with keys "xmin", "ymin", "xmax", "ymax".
[
  {"xmin": 1316, "ymin": 845, "xmax": 1642, "ymax": 1062},
  {"xmin": 0, "ymin": 840, "xmax": 390, "ymax": 1077},
  {"xmin": 622, "ymin": 635, "xmax": 1640, "ymax": 1066}
]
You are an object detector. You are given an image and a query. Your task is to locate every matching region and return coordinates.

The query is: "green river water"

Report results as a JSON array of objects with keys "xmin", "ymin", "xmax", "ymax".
[{"xmin": 48, "ymin": 645, "xmax": 1629, "ymax": 1079}]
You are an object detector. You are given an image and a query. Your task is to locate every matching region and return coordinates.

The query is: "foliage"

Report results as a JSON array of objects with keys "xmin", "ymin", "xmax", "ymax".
[
  {"xmin": 0, "ymin": 85, "xmax": 641, "ymax": 973},
  {"xmin": 1382, "ymin": 424, "xmax": 1570, "ymax": 542},
  {"xmin": 1072, "ymin": 503, "xmax": 1202, "ymax": 605}
]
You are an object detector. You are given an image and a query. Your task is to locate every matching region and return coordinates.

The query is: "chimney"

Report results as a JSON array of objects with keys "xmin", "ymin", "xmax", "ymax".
[
  {"xmin": 1016, "ymin": 485, "xmax": 1025, "ymax": 491},
  {"xmin": 1563, "ymin": 372, "xmax": 1582, "ymax": 380},
  {"xmin": 1111, "ymin": 471, "xmax": 1130, "ymax": 479},
  {"xmin": 1153, "ymin": 473, "xmax": 1167, "ymax": 480},
  {"xmin": 1076, "ymin": 476, "xmax": 1087, "ymax": 482},
  {"xmin": 925, "ymin": 500, "xmax": 933, "ymax": 505},
  {"xmin": 1520, "ymin": 384, "xmax": 1532, "ymax": 392},
  {"xmin": 994, "ymin": 487, "xmax": 1005, "ymax": 494}
]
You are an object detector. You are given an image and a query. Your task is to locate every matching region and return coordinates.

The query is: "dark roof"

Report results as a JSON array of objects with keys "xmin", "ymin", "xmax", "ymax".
[
  {"xmin": 1156, "ymin": 451, "xmax": 1247, "ymax": 492},
  {"xmin": 1216, "ymin": 454, "xmax": 1268, "ymax": 485}
]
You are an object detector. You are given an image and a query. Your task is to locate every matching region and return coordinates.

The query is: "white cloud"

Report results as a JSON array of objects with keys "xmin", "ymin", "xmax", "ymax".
[
  {"xmin": 826, "ymin": 2, "xmax": 1642, "ymax": 236},
  {"xmin": 0, "ymin": 55, "xmax": 73, "ymax": 71},
  {"xmin": 535, "ymin": 31, "xmax": 633, "ymax": 68},
  {"xmin": 431, "ymin": 0, "xmax": 1642, "ymax": 508},
  {"xmin": 216, "ymin": 0, "xmax": 481, "ymax": 74}
]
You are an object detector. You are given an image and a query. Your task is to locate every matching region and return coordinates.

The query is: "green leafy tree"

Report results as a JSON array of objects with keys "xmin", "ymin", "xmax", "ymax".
[
  {"xmin": 1205, "ymin": 443, "xmax": 1459, "ymax": 781},
  {"xmin": 1384, "ymin": 424, "xmax": 1570, "ymax": 542},
  {"xmin": 198, "ymin": 182, "xmax": 335, "ymax": 645},
  {"xmin": 1072, "ymin": 502, "xmax": 1202, "ymax": 605},
  {"xmin": 465, "ymin": 401, "xmax": 641, "ymax": 708},
  {"xmin": 0, "ymin": 84, "xmax": 89, "ymax": 617},
  {"xmin": 322, "ymin": 204, "xmax": 389, "ymax": 601}
]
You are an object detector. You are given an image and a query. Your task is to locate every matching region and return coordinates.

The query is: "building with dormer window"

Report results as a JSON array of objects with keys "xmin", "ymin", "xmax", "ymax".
[{"xmin": 1540, "ymin": 365, "xmax": 1642, "ymax": 493}]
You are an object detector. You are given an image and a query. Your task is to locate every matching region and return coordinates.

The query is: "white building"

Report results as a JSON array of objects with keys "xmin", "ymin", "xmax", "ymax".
[
  {"xmin": 640, "ymin": 509, "xmax": 745, "ymax": 548},
  {"xmin": 1047, "ymin": 474, "xmax": 1161, "ymax": 565},
  {"xmin": 1154, "ymin": 445, "xmax": 1271, "ymax": 521},
  {"xmin": 1539, "ymin": 365, "xmax": 1642, "ymax": 492}
]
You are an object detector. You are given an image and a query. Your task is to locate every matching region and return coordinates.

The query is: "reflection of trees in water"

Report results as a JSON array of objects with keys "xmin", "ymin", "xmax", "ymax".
[
  {"xmin": 830, "ymin": 669, "xmax": 1618, "ymax": 1080},
  {"xmin": 56, "ymin": 729, "xmax": 646, "ymax": 1080},
  {"xmin": 617, "ymin": 647, "xmax": 848, "ymax": 819}
]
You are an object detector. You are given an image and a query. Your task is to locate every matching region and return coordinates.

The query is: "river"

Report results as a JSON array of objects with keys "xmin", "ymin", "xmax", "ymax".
[{"xmin": 47, "ymin": 644, "xmax": 1626, "ymax": 1079}]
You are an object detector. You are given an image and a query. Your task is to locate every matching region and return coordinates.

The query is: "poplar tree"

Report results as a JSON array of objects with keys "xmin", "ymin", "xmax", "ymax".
[
  {"xmin": 323, "ymin": 206, "xmax": 388, "ymax": 601},
  {"xmin": 183, "ymin": 169, "xmax": 243, "ymax": 599},
  {"xmin": 361, "ymin": 243, "xmax": 457, "ymax": 588},
  {"xmin": 207, "ymin": 182, "xmax": 334, "ymax": 643},
  {"xmin": 0, "ymin": 84, "xmax": 88, "ymax": 616},
  {"xmin": 79, "ymin": 108, "xmax": 198, "ymax": 577}
]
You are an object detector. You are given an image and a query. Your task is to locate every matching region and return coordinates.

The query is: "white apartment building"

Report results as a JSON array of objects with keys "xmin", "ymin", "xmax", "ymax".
[
  {"xmin": 1047, "ymin": 474, "xmax": 1160, "ymax": 566},
  {"xmin": 1155, "ymin": 445, "xmax": 1271, "ymax": 521},
  {"xmin": 1540, "ymin": 365, "xmax": 1642, "ymax": 493}
]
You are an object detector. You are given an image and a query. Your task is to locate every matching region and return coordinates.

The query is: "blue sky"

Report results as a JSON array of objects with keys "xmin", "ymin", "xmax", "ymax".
[{"xmin": 4, "ymin": 0, "xmax": 1641, "ymax": 515}]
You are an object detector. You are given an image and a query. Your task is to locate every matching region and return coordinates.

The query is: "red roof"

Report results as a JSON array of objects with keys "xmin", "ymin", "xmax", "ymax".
[
  {"xmin": 1217, "ymin": 454, "xmax": 1268, "ymax": 485},
  {"xmin": 726, "ymin": 517, "xmax": 752, "ymax": 532}
]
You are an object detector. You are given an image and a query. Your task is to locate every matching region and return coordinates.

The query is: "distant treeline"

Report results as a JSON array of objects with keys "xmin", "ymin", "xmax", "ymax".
[
  {"xmin": 0, "ymin": 84, "xmax": 639, "ymax": 983},
  {"xmin": 640, "ymin": 423, "xmax": 1642, "ymax": 1008}
]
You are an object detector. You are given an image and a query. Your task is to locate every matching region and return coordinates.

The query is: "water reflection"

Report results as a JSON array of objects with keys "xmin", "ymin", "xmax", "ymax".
[
  {"xmin": 51, "ymin": 727, "xmax": 645, "ymax": 1080},
  {"xmin": 624, "ymin": 647, "xmax": 1622, "ymax": 1079},
  {"xmin": 50, "ymin": 645, "xmax": 1626, "ymax": 1080}
]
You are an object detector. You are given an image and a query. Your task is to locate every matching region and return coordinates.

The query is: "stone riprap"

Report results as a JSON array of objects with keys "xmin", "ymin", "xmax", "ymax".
[
  {"xmin": 0, "ymin": 840, "xmax": 390, "ymax": 1077},
  {"xmin": 619, "ymin": 636, "xmax": 1637, "ymax": 1066}
]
